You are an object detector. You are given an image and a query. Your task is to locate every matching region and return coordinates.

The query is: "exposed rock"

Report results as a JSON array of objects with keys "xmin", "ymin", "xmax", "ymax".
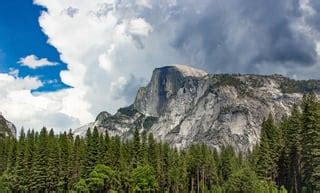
[
  {"xmin": 0, "ymin": 113, "xmax": 16, "ymax": 138},
  {"xmin": 75, "ymin": 65, "xmax": 320, "ymax": 152}
]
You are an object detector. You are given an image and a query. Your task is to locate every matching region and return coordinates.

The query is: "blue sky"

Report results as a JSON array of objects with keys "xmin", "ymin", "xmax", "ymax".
[
  {"xmin": 0, "ymin": 0, "xmax": 69, "ymax": 92},
  {"xmin": 0, "ymin": 0, "xmax": 319, "ymax": 132}
]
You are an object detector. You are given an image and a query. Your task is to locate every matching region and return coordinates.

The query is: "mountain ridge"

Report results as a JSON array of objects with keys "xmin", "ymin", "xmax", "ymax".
[{"xmin": 74, "ymin": 64, "xmax": 320, "ymax": 151}]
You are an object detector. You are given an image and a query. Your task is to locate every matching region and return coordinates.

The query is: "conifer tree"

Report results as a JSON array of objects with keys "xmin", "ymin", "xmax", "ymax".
[
  {"xmin": 141, "ymin": 130, "xmax": 148, "ymax": 164},
  {"xmin": 72, "ymin": 135, "xmax": 84, "ymax": 184},
  {"xmin": 286, "ymin": 105, "xmax": 302, "ymax": 193},
  {"xmin": 132, "ymin": 128, "xmax": 141, "ymax": 167},
  {"xmin": 24, "ymin": 130, "xmax": 35, "ymax": 191},
  {"xmin": 15, "ymin": 129, "xmax": 27, "ymax": 191},
  {"xmin": 59, "ymin": 131, "xmax": 73, "ymax": 191},
  {"xmin": 300, "ymin": 93, "xmax": 320, "ymax": 191},
  {"xmin": 83, "ymin": 128, "xmax": 99, "ymax": 177},
  {"xmin": 31, "ymin": 127, "xmax": 49, "ymax": 192},
  {"xmin": 147, "ymin": 133, "xmax": 158, "ymax": 170},
  {"xmin": 256, "ymin": 120, "xmax": 273, "ymax": 181},
  {"xmin": 103, "ymin": 130, "xmax": 111, "ymax": 165},
  {"xmin": 47, "ymin": 129, "xmax": 60, "ymax": 192},
  {"xmin": 0, "ymin": 136, "xmax": 9, "ymax": 174}
]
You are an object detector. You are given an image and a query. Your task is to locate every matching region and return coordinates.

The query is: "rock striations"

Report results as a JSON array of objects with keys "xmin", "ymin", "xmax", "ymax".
[
  {"xmin": 0, "ymin": 113, "xmax": 16, "ymax": 138},
  {"xmin": 74, "ymin": 64, "xmax": 320, "ymax": 152}
]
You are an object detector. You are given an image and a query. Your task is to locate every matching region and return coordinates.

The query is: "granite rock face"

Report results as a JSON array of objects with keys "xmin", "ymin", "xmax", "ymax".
[
  {"xmin": 0, "ymin": 113, "xmax": 16, "ymax": 138},
  {"xmin": 74, "ymin": 64, "xmax": 320, "ymax": 151}
]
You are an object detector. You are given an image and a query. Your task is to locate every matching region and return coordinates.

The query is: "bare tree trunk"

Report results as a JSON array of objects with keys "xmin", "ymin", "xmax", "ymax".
[
  {"xmin": 197, "ymin": 168, "xmax": 200, "ymax": 193},
  {"xmin": 202, "ymin": 168, "xmax": 205, "ymax": 193},
  {"xmin": 191, "ymin": 177, "xmax": 194, "ymax": 193}
]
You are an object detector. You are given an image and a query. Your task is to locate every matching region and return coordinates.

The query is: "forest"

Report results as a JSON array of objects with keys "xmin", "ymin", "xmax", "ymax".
[{"xmin": 0, "ymin": 93, "xmax": 320, "ymax": 193}]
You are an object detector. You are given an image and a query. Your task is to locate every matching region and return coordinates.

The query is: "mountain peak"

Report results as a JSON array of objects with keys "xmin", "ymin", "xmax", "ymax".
[
  {"xmin": 76, "ymin": 65, "xmax": 320, "ymax": 151},
  {"xmin": 163, "ymin": 64, "xmax": 208, "ymax": 78}
]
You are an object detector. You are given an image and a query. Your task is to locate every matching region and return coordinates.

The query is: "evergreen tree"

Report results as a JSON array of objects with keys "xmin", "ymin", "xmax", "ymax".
[
  {"xmin": 72, "ymin": 135, "xmax": 85, "ymax": 185},
  {"xmin": 286, "ymin": 105, "xmax": 302, "ymax": 193},
  {"xmin": 31, "ymin": 127, "xmax": 49, "ymax": 192},
  {"xmin": 59, "ymin": 131, "xmax": 73, "ymax": 191},
  {"xmin": 110, "ymin": 136, "xmax": 121, "ymax": 169},
  {"xmin": 141, "ymin": 130, "xmax": 148, "ymax": 164},
  {"xmin": 47, "ymin": 129, "xmax": 60, "ymax": 191},
  {"xmin": 300, "ymin": 93, "xmax": 320, "ymax": 191},
  {"xmin": 83, "ymin": 128, "xmax": 99, "ymax": 177},
  {"xmin": 24, "ymin": 130, "xmax": 35, "ymax": 191},
  {"xmin": 132, "ymin": 128, "xmax": 141, "ymax": 167},
  {"xmin": 147, "ymin": 133, "xmax": 158, "ymax": 170},
  {"xmin": 256, "ymin": 119, "xmax": 273, "ymax": 181},
  {"xmin": 15, "ymin": 129, "xmax": 27, "ymax": 191}
]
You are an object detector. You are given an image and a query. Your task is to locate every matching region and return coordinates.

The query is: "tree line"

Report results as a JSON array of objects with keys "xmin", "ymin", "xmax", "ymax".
[{"xmin": 0, "ymin": 93, "xmax": 320, "ymax": 192}]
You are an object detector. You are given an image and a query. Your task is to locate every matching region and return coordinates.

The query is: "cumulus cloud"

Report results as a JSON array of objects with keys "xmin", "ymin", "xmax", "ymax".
[
  {"xmin": 2, "ymin": 0, "xmax": 320, "ymax": 132},
  {"xmin": 0, "ymin": 72, "xmax": 80, "ymax": 132},
  {"xmin": 18, "ymin": 54, "xmax": 58, "ymax": 69}
]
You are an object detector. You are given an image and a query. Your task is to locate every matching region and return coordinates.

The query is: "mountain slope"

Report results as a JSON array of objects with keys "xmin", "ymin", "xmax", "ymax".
[
  {"xmin": 0, "ymin": 113, "xmax": 16, "ymax": 138},
  {"xmin": 74, "ymin": 65, "xmax": 320, "ymax": 151}
]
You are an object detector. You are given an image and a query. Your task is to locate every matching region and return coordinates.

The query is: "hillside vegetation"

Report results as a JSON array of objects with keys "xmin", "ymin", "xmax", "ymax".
[{"xmin": 1, "ymin": 93, "xmax": 320, "ymax": 192}]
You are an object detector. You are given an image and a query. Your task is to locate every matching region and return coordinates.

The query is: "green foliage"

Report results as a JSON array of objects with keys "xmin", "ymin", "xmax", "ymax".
[
  {"xmin": 300, "ymin": 93, "xmax": 320, "ymax": 191},
  {"xmin": 280, "ymin": 79, "xmax": 320, "ymax": 93},
  {"xmin": 74, "ymin": 178, "xmax": 89, "ymax": 192},
  {"xmin": 224, "ymin": 167, "xmax": 263, "ymax": 192},
  {"xmin": 131, "ymin": 165, "xmax": 158, "ymax": 192},
  {"xmin": 256, "ymin": 114, "xmax": 280, "ymax": 181},
  {"xmin": 11, "ymin": 102, "xmax": 320, "ymax": 193}
]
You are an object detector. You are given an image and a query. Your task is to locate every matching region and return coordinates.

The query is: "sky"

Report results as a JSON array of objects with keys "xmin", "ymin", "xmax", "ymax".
[{"xmin": 0, "ymin": 0, "xmax": 320, "ymax": 132}]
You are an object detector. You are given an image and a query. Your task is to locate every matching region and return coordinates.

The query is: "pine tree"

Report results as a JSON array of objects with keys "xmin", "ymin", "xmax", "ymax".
[
  {"xmin": 15, "ymin": 129, "xmax": 27, "ymax": 191},
  {"xmin": 132, "ymin": 128, "xmax": 141, "ymax": 168},
  {"xmin": 141, "ymin": 130, "xmax": 148, "ymax": 164},
  {"xmin": 103, "ymin": 130, "xmax": 111, "ymax": 166},
  {"xmin": 24, "ymin": 130, "xmax": 35, "ymax": 191},
  {"xmin": 159, "ymin": 143, "xmax": 170, "ymax": 192},
  {"xmin": 256, "ymin": 120, "xmax": 273, "ymax": 181},
  {"xmin": 98, "ymin": 133, "xmax": 105, "ymax": 164},
  {"xmin": 147, "ymin": 133, "xmax": 158, "ymax": 171},
  {"xmin": 47, "ymin": 129, "xmax": 60, "ymax": 192},
  {"xmin": 300, "ymin": 93, "xmax": 320, "ymax": 191},
  {"xmin": 31, "ymin": 127, "xmax": 49, "ymax": 192},
  {"xmin": 264, "ymin": 114, "xmax": 280, "ymax": 181},
  {"xmin": 7, "ymin": 137, "xmax": 17, "ymax": 171},
  {"xmin": 72, "ymin": 135, "xmax": 84, "ymax": 185},
  {"xmin": 219, "ymin": 146, "xmax": 236, "ymax": 183},
  {"xmin": 168, "ymin": 149, "xmax": 187, "ymax": 192},
  {"xmin": 0, "ymin": 136, "xmax": 9, "ymax": 174},
  {"xmin": 59, "ymin": 131, "xmax": 74, "ymax": 191},
  {"xmin": 83, "ymin": 128, "xmax": 99, "ymax": 177},
  {"xmin": 286, "ymin": 105, "xmax": 302, "ymax": 193},
  {"xmin": 110, "ymin": 136, "xmax": 121, "ymax": 169}
]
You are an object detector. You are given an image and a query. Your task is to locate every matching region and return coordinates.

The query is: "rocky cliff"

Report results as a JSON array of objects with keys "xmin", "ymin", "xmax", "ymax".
[
  {"xmin": 0, "ymin": 113, "xmax": 16, "ymax": 138},
  {"xmin": 74, "ymin": 64, "xmax": 320, "ymax": 151}
]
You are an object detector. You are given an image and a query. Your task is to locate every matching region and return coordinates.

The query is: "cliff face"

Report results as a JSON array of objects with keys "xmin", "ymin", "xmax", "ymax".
[
  {"xmin": 74, "ymin": 64, "xmax": 320, "ymax": 151},
  {"xmin": 0, "ymin": 114, "xmax": 16, "ymax": 138}
]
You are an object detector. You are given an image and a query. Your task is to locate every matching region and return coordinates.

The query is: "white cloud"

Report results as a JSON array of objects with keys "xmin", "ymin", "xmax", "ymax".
[
  {"xmin": 30, "ymin": 0, "xmax": 183, "ymax": 130},
  {"xmin": 0, "ymin": 73, "xmax": 80, "ymax": 132},
  {"xmin": 137, "ymin": 0, "xmax": 152, "ymax": 9},
  {"xmin": 2, "ymin": 0, "xmax": 319, "ymax": 133},
  {"xmin": 127, "ymin": 18, "xmax": 153, "ymax": 37},
  {"xmin": 18, "ymin": 54, "xmax": 58, "ymax": 69}
]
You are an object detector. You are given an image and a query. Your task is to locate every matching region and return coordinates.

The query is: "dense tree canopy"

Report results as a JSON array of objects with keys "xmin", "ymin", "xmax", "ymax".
[{"xmin": 1, "ymin": 93, "xmax": 320, "ymax": 192}]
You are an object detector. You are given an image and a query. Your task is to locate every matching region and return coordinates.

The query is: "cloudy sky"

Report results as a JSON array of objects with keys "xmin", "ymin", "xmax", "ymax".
[{"xmin": 0, "ymin": 0, "xmax": 319, "ymax": 132}]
